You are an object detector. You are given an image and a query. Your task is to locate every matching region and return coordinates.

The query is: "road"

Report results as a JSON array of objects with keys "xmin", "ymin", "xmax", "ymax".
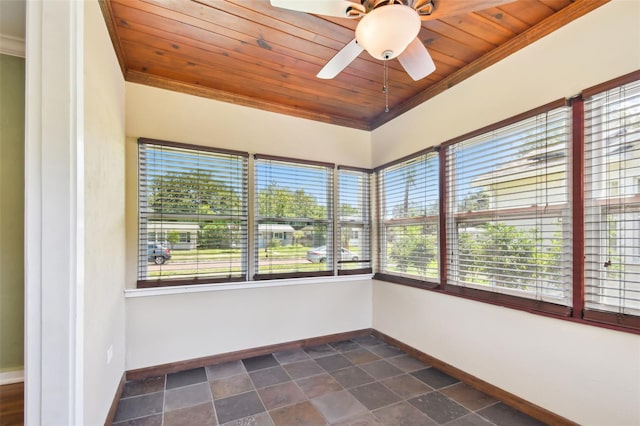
[{"xmin": 147, "ymin": 257, "xmax": 311, "ymax": 271}]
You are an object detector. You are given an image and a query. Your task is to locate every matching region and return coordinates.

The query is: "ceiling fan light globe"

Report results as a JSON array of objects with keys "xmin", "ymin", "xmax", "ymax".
[{"xmin": 355, "ymin": 4, "xmax": 421, "ymax": 60}]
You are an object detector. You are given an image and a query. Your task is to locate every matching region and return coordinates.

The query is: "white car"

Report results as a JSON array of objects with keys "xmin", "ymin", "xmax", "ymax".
[{"xmin": 306, "ymin": 246, "xmax": 359, "ymax": 263}]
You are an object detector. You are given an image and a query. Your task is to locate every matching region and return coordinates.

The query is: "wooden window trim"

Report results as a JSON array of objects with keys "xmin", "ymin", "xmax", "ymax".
[
  {"xmin": 440, "ymin": 98, "xmax": 569, "ymax": 148},
  {"xmin": 138, "ymin": 137, "xmax": 249, "ymax": 157},
  {"xmin": 580, "ymin": 71, "xmax": 640, "ymax": 332},
  {"xmin": 443, "ymin": 284, "xmax": 572, "ymax": 316},
  {"xmin": 373, "ymin": 146, "xmax": 439, "ymax": 172},
  {"xmin": 337, "ymin": 165, "xmax": 374, "ymax": 173},
  {"xmin": 377, "ymin": 150, "xmax": 440, "ymax": 281},
  {"xmin": 338, "ymin": 267, "xmax": 373, "ymax": 276},
  {"xmin": 138, "ymin": 276, "xmax": 247, "ymax": 288},
  {"xmin": 439, "ymin": 147, "xmax": 447, "ymax": 289},
  {"xmin": 441, "ymin": 101, "xmax": 573, "ymax": 316},
  {"xmin": 373, "ymin": 273, "xmax": 439, "ymax": 290},
  {"xmin": 254, "ymin": 156, "xmax": 335, "ymax": 278},
  {"xmin": 137, "ymin": 140, "xmax": 248, "ymax": 287},
  {"xmin": 254, "ymin": 153, "xmax": 334, "ymax": 168},
  {"xmin": 571, "ymin": 96, "xmax": 585, "ymax": 319},
  {"xmin": 583, "ymin": 309, "xmax": 640, "ymax": 330},
  {"xmin": 337, "ymin": 168, "xmax": 373, "ymax": 275},
  {"xmin": 254, "ymin": 271, "xmax": 334, "ymax": 280},
  {"xmin": 581, "ymin": 69, "xmax": 640, "ymax": 99}
]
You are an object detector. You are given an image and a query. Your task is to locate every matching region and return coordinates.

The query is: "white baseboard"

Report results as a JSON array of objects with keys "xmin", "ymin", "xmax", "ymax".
[
  {"xmin": 0, "ymin": 34, "xmax": 25, "ymax": 58},
  {"xmin": 0, "ymin": 370, "xmax": 24, "ymax": 385}
]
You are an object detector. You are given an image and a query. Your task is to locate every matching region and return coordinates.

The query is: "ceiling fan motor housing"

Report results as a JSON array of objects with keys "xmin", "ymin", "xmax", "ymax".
[{"xmin": 355, "ymin": 4, "xmax": 421, "ymax": 60}]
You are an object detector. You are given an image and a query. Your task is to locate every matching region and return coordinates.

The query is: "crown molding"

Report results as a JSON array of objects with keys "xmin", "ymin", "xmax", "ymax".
[{"xmin": 0, "ymin": 34, "xmax": 25, "ymax": 58}]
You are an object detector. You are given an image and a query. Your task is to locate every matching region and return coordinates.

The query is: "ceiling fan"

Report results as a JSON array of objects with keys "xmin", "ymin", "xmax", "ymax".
[{"xmin": 270, "ymin": 0, "xmax": 514, "ymax": 81}]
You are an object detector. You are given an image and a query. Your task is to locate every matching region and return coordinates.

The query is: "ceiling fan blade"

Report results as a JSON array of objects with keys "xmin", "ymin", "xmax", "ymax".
[
  {"xmin": 270, "ymin": 0, "xmax": 365, "ymax": 18},
  {"xmin": 317, "ymin": 39, "xmax": 364, "ymax": 79},
  {"xmin": 418, "ymin": 0, "xmax": 516, "ymax": 20},
  {"xmin": 397, "ymin": 37, "xmax": 436, "ymax": 81}
]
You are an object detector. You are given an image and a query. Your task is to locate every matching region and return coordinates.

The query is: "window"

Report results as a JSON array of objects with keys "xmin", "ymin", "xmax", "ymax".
[
  {"xmin": 445, "ymin": 102, "xmax": 573, "ymax": 313},
  {"xmin": 584, "ymin": 76, "xmax": 640, "ymax": 327},
  {"xmin": 254, "ymin": 155, "xmax": 334, "ymax": 278},
  {"xmin": 137, "ymin": 139, "xmax": 248, "ymax": 287},
  {"xmin": 338, "ymin": 167, "xmax": 372, "ymax": 274},
  {"xmin": 376, "ymin": 150, "xmax": 439, "ymax": 285}
]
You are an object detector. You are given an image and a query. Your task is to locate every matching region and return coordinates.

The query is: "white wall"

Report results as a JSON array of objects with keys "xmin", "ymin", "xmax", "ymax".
[
  {"xmin": 126, "ymin": 279, "xmax": 371, "ymax": 369},
  {"xmin": 125, "ymin": 83, "xmax": 371, "ymax": 167},
  {"xmin": 372, "ymin": 1, "xmax": 640, "ymax": 425},
  {"xmin": 83, "ymin": 1, "xmax": 127, "ymax": 424},
  {"xmin": 124, "ymin": 83, "xmax": 372, "ymax": 370},
  {"xmin": 373, "ymin": 282, "xmax": 640, "ymax": 426}
]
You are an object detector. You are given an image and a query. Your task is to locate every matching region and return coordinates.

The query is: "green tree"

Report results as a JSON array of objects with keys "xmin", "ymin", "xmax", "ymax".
[
  {"xmin": 340, "ymin": 204, "xmax": 359, "ymax": 218},
  {"xmin": 150, "ymin": 170, "xmax": 244, "ymax": 250},
  {"xmin": 457, "ymin": 230, "xmax": 485, "ymax": 284},
  {"xmin": 389, "ymin": 225, "xmax": 437, "ymax": 275},
  {"xmin": 257, "ymin": 184, "xmax": 325, "ymax": 219},
  {"xmin": 196, "ymin": 211, "xmax": 244, "ymax": 249},
  {"xmin": 149, "ymin": 170, "xmax": 241, "ymax": 215},
  {"xmin": 479, "ymin": 222, "xmax": 537, "ymax": 289},
  {"xmin": 457, "ymin": 220, "xmax": 567, "ymax": 294},
  {"xmin": 529, "ymin": 225, "xmax": 563, "ymax": 291},
  {"xmin": 166, "ymin": 230, "xmax": 180, "ymax": 250}
]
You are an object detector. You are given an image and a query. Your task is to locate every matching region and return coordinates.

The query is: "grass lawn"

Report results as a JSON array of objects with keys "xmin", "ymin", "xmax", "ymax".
[{"xmin": 168, "ymin": 245, "xmax": 315, "ymax": 261}]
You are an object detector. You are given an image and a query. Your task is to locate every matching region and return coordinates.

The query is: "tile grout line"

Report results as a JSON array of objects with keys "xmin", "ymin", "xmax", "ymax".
[{"xmin": 115, "ymin": 337, "xmax": 543, "ymax": 426}]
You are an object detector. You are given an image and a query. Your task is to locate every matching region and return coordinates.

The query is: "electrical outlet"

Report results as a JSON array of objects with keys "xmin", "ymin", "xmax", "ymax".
[{"xmin": 107, "ymin": 345, "xmax": 113, "ymax": 365}]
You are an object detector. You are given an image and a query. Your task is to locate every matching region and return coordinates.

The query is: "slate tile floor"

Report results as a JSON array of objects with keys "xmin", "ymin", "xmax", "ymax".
[{"xmin": 112, "ymin": 335, "xmax": 545, "ymax": 425}]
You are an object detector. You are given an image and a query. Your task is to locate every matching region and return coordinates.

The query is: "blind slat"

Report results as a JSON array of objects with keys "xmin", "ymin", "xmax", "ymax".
[
  {"xmin": 446, "ymin": 106, "xmax": 573, "ymax": 307},
  {"xmin": 339, "ymin": 169, "xmax": 371, "ymax": 272},
  {"xmin": 584, "ymin": 78, "xmax": 640, "ymax": 317},
  {"xmin": 255, "ymin": 158, "xmax": 334, "ymax": 277},
  {"xmin": 138, "ymin": 141, "xmax": 249, "ymax": 284},
  {"xmin": 378, "ymin": 152, "xmax": 440, "ymax": 281}
]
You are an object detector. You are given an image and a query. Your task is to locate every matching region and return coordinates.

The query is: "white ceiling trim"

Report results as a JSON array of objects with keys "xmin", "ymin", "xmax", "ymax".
[{"xmin": 0, "ymin": 34, "xmax": 25, "ymax": 57}]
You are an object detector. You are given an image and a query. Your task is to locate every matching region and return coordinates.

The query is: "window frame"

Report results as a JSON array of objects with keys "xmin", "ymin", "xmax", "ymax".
[
  {"xmin": 337, "ymin": 166, "xmax": 373, "ymax": 276},
  {"xmin": 372, "ymin": 74, "xmax": 640, "ymax": 334},
  {"xmin": 443, "ymin": 99, "xmax": 574, "ymax": 316},
  {"xmin": 374, "ymin": 148, "xmax": 440, "ymax": 289},
  {"xmin": 136, "ymin": 144, "xmax": 373, "ymax": 287},
  {"xmin": 136, "ymin": 138, "xmax": 249, "ymax": 288},
  {"xmin": 253, "ymin": 154, "xmax": 335, "ymax": 280},
  {"xmin": 582, "ymin": 71, "xmax": 640, "ymax": 330}
]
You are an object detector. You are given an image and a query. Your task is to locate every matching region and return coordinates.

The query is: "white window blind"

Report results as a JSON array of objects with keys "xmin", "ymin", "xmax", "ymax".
[
  {"xmin": 254, "ymin": 155, "xmax": 334, "ymax": 278},
  {"xmin": 446, "ymin": 104, "xmax": 573, "ymax": 310},
  {"xmin": 338, "ymin": 167, "xmax": 372, "ymax": 274},
  {"xmin": 584, "ymin": 77, "xmax": 640, "ymax": 321},
  {"xmin": 138, "ymin": 139, "xmax": 248, "ymax": 286},
  {"xmin": 377, "ymin": 150, "xmax": 439, "ymax": 283}
]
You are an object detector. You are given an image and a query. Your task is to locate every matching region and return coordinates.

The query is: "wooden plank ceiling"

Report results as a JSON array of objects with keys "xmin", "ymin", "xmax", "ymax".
[{"xmin": 100, "ymin": 0, "xmax": 608, "ymax": 130}]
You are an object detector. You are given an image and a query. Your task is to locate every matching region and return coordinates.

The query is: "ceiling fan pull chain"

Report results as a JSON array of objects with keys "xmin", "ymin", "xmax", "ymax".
[{"xmin": 383, "ymin": 56, "xmax": 389, "ymax": 112}]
